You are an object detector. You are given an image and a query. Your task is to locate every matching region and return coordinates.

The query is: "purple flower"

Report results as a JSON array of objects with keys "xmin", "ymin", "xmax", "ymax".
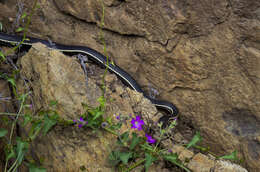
[
  {"xmin": 145, "ymin": 134, "xmax": 156, "ymax": 144},
  {"xmin": 74, "ymin": 117, "xmax": 88, "ymax": 128},
  {"xmin": 131, "ymin": 116, "xmax": 144, "ymax": 131},
  {"xmin": 168, "ymin": 149, "xmax": 173, "ymax": 153},
  {"xmin": 114, "ymin": 114, "xmax": 121, "ymax": 120},
  {"xmin": 79, "ymin": 117, "xmax": 84, "ymax": 122},
  {"xmin": 101, "ymin": 122, "xmax": 108, "ymax": 128}
]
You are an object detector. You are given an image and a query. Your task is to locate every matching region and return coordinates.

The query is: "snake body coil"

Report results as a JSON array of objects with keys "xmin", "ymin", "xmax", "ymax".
[{"xmin": 0, "ymin": 32, "xmax": 178, "ymax": 116}]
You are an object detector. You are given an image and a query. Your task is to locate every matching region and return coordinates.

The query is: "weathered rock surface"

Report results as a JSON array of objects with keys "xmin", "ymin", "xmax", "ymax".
[
  {"xmin": 15, "ymin": 43, "xmax": 160, "ymax": 171},
  {"xmin": 0, "ymin": 0, "xmax": 259, "ymax": 171},
  {"xmin": 187, "ymin": 153, "xmax": 248, "ymax": 172},
  {"xmin": 18, "ymin": 43, "xmax": 102, "ymax": 120},
  {"xmin": 14, "ymin": 42, "xmax": 247, "ymax": 172}
]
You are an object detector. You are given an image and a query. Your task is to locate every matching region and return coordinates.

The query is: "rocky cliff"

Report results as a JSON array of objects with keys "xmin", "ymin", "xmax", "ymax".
[{"xmin": 0, "ymin": 0, "xmax": 259, "ymax": 171}]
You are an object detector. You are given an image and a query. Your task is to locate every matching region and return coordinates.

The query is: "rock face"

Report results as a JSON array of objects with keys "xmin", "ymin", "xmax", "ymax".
[
  {"xmin": 16, "ymin": 43, "xmax": 158, "ymax": 171},
  {"xmin": 18, "ymin": 43, "xmax": 102, "ymax": 120},
  {"xmin": 0, "ymin": 0, "xmax": 259, "ymax": 171},
  {"xmin": 14, "ymin": 42, "xmax": 248, "ymax": 172}
]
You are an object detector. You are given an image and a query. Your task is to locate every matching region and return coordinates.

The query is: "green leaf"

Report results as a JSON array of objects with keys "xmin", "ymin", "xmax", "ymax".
[
  {"xmin": 108, "ymin": 151, "xmax": 121, "ymax": 166},
  {"xmin": 7, "ymin": 78, "xmax": 16, "ymax": 87},
  {"xmin": 111, "ymin": 61, "xmax": 115, "ymax": 66},
  {"xmin": 119, "ymin": 152, "xmax": 132, "ymax": 164},
  {"xmin": 29, "ymin": 121, "xmax": 42, "ymax": 140},
  {"xmin": 97, "ymin": 96, "xmax": 106, "ymax": 109},
  {"xmin": 19, "ymin": 92, "xmax": 29, "ymax": 102},
  {"xmin": 110, "ymin": 122, "xmax": 122, "ymax": 131},
  {"xmin": 129, "ymin": 132, "xmax": 141, "ymax": 150},
  {"xmin": 42, "ymin": 114, "xmax": 58, "ymax": 135},
  {"xmin": 49, "ymin": 100, "xmax": 58, "ymax": 107},
  {"xmin": 22, "ymin": 114, "xmax": 32, "ymax": 127},
  {"xmin": 144, "ymin": 153, "xmax": 156, "ymax": 172},
  {"xmin": 4, "ymin": 145, "xmax": 16, "ymax": 161},
  {"xmin": 117, "ymin": 132, "xmax": 129, "ymax": 146},
  {"xmin": 163, "ymin": 153, "xmax": 191, "ymax": 172},
  {"xmin": 0, "ymin": 22, "xmax": 2, "ymax": 31},
  {"xmin": 163, "ymin": 153, "xmax": 178, "ymax": 163},
  {"xmin": 16, "ymin": 137, "xmax": 29, "ymax": 166},
  {"xmin": 92, "ymin": 110, "xmax": 103, "ymax": 120},
  {"xmin": 186, "ymin": 131, "xmax": 202, "ymax": 149},
  {"xmin": 218, "ymin": 150, "xmax": 239, "ymax": 161},
  {"xmin": 0, "ymin": 128, "xmax": 8, "ymax": 137},
  {"xmin": 27, "ymin": 163, "xmax": 46, "ymax": 172},
  {"xmin": 140, "ymin": 142, "xmax": 154, "ymax": 152},
  {"xmin": 21, "ymin": 12, "xmax": 27, "ymax": 19},
  {"xmin": 0, "ymin": 51, "xmax": 6, "ymax": 61},
  {"xmin": 16, "ymin": 27, "xmax": 24, "ymax": 32}
]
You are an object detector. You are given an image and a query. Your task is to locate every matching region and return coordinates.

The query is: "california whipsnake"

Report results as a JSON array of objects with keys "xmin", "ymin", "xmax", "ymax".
[{"xmin": 0, "ymin": 32, "xmax": 179, "ymax": 117}]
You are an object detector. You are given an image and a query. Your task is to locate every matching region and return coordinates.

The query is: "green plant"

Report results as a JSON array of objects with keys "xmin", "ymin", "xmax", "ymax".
[
  {"xmin": 105, "ymin": 116, "xmax": 191, "ymax": 172},
  {"xmin": 0, "ymin": 94, "xmax": 59, "ymax": 172}
]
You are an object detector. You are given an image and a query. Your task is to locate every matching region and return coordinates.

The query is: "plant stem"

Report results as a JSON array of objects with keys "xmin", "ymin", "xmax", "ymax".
[
  {"xmin": 0, "ymin": 112, "xmax": 24, "ymax": 116},
  {"xmin": 172, "ymin": 161, "xmax": 191, "ymax": 172},
  {"xmin": 4, "ymin": 0, "xmax": 37, "ymax": 160},
  {"xmin": 6, "ymin": 0, "xmax": 38, "ymax": 54},
  {"xmin": 98, "ymin": 0, "xmax": 110, "ymax": 98},
  {"xmin": 126, "ymin": 159, "xmax": 145, "ymax": 172},
  {"xmin": 104, "ymin": 127, "xmax": 119, "ymax": 136}
]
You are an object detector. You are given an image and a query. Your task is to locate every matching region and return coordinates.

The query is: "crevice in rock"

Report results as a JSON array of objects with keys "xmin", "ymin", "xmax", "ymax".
[
  {"xmin": 52, "ymin": 0, "xmax": 145, "ymax": 39},
  {"xmin": 169, "ymin": 85, "xmax": 212, "ymax": 93},
  {"xmin": 52, "ymin": 0, "xmax": 186, "ymax": 49}
]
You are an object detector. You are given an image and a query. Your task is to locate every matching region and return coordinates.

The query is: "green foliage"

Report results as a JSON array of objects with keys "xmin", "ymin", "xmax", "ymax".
[
  {"xmin": 120, "ymin": 152, "xmax": 133, "ymax": 165},
  {"xmin": 97, "ymin": 96, "xmax": 106, "ymax": 109},
  {"xmin": 25, "ymin": 162, "xmax": 46, "ymax": 172},
  {"xmin": 4, "ymin": 145, "xmax": 16, "ymax": 163},
  {"xmin": 1, "ymin": 103, "xmax": 58, "ymax": 171},
  {"xmin": 5, "ymin": 137, "xmax": 29, "ymax": 172},
  {"xmin": 162, "ymin": 153, "xmax": 191, "ymax": 172},
  {"xmin": 144, "ymin": 153, "xmax": 156, "ymax": 172},
  {"xmin": 0, "ymin": 128, "xmax": 8, "ymax": 137},
  {"xmin": 109, "ymin": 150, "xmax": 121, "ymax": 166},
  {"xmin": 42, "ymin": 114, "xmax": 58, "ymax": 135},
  {"xmin": 129, "ymin": 133, "xmax": 141, "ymax": 150},
  {"xmin": 218, "ymin": 150, "xmax": 239, "ymax": 161},
  {"xmin": 0, "ymin": 51, "xmax": 6, "ymax": 61},
  {"xmin": 49, "ymin": 100, "xmax": 58, "ymax": 107},
  {"xmin": 22, "ymin": 114, "xmax": 32, "ymax": 127},
  {"xmin": 29, "ymin": 121, "xmax": 42, "ymax": 140},
  {"xmin": 15, "ymin": 27, "xmax": 24, "ymax": 32},
  {"xmin": 26, "ymin": 110, "xmax": 59, "ymax": 140},
  {"xmin": 85, "ymin": 108, "xmax": 104, "ymax": 129},
  {"xmin": 21, "ymin": 12, "xmax": 27, "ymax": 19},
  {"xmin": 117, "ymin": 131, "xmax": 130, "ymax": 146},
  {"xmin": 186, "ymin": 131, "xmax": 202, "ymax": 149},
  {"xmin": 109, "ymin": 150, "xmax": 133, "ymax": 166}
]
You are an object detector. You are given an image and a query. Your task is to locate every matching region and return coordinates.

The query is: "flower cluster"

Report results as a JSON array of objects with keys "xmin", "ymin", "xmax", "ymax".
[
  {"xmin": 131, "ymin": 115, "xmax": 156, "ymax": 144},
  {"xmin": 73, "ymin": 117, "xmax": 88, "ymax": 128}
]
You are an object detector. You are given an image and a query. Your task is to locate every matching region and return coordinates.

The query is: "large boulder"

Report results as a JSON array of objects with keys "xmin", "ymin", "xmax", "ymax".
[{"xmin": 16, "ymin": 43, "xmax": 159, "ymax": 171}]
